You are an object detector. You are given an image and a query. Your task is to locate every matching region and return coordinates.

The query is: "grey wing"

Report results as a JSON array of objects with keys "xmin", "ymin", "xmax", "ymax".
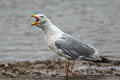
[{"xmin": 54, "ymin": 34, "xmax": 97, "ymax": 59}]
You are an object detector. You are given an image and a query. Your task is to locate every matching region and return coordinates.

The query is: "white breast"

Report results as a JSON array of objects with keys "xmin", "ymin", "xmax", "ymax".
[{"xmin": 44, "ymin": 33, "xmax": 64, "ymax": 56}]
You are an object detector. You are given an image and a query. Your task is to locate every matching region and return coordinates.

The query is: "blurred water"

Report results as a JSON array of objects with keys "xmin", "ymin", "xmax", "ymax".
[{"xmin": 0, "ymin": 0, "xmax": 120, "ymax": 62}]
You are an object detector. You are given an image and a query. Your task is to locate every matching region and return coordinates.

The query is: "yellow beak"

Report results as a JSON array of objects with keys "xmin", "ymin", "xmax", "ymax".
[{"xmin": 29, "ymin": 14, "xmax": 40, "ymax": 27}]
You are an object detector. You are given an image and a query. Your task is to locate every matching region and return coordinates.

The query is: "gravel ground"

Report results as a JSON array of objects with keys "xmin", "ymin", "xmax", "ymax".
[{"xmin": 0, "ymin": 56, "xmax": 120, "ymax": 78}]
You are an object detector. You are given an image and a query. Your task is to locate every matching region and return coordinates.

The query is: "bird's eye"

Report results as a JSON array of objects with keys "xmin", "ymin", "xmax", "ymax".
[{"xmin": 41, "ymin": 16, "xmax": 44, "ymax": 18}]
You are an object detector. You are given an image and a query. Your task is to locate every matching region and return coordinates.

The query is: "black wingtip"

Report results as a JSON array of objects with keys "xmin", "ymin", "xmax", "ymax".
[{"xmin": 94, "ymin": 56, "xmax": 111, "ymax": 63}]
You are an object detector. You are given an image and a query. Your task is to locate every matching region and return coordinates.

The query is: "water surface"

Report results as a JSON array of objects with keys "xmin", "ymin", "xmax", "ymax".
[{"xmin": 0, "ymin": 0, "xmax": 120, "ymax": 62}]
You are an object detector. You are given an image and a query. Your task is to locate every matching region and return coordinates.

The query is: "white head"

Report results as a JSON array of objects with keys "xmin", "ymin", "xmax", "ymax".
[
  {"xmin": 30, "ymin": 14, "xmax": 63, "ymax": 36},
  {"xmin": 30, "ymin": 14, "xmax": 50, "ymax": 28}
]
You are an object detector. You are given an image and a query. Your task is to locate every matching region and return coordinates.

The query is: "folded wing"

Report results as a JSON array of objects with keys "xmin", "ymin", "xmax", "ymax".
[{"xmin": 55, "ymin": 33, "xmax": 98, "ymax": 60}]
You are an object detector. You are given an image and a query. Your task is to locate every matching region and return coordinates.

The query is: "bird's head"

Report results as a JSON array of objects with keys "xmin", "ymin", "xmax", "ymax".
[{"xmin": 30, "ymin": 14, "xmax": 49, "ymax": 27}]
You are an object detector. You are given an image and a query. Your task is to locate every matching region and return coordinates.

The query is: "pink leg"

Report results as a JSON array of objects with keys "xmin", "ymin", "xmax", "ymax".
[
  {"xmin": 64, "ymin": 60, "xmax": 69, "ymax": 77},
  {"xmin": 58, "ymin": 60, "xmax": 69, "ymax": 77}
]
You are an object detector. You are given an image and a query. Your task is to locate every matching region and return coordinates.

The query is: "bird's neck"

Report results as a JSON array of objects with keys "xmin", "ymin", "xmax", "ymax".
[{"xmin": 41, "ymin": 21, "xmax": 63, "ymax": 38}]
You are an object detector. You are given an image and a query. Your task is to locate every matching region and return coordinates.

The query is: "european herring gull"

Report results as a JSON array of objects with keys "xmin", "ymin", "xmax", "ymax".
[{"xmin": 29, "ymin": 14, "xmax": 110, "ymax": 77}]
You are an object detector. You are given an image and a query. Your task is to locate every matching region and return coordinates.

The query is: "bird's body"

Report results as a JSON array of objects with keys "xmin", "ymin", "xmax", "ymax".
[
  {"xmin": 30, "ymin": 14, "xmax": 110, "ymax": 77},
  {"xmin": 39, "ymin": 18, "xmax": 99, "ymax": 61}
]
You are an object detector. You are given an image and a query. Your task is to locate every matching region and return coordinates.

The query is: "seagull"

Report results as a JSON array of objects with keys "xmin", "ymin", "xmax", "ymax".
[{"xmin": 29, "ymin": 14, "xmax": 110, "ymax": 77}]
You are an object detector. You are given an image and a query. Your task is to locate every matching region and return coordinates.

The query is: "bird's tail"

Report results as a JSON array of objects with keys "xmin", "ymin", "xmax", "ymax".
[
  {"xmin": 94, "ymin": 56, "xmax": 111, "ymax": 63},
  {"xmin": 81, "ymin": 55, "xmax": 111, "ymax": 63}
]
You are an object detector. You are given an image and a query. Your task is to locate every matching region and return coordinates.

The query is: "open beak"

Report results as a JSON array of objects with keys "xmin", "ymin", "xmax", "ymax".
[{"xmin": 29, "ymin": 14, "xmax": 40, "ymax": 27}]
